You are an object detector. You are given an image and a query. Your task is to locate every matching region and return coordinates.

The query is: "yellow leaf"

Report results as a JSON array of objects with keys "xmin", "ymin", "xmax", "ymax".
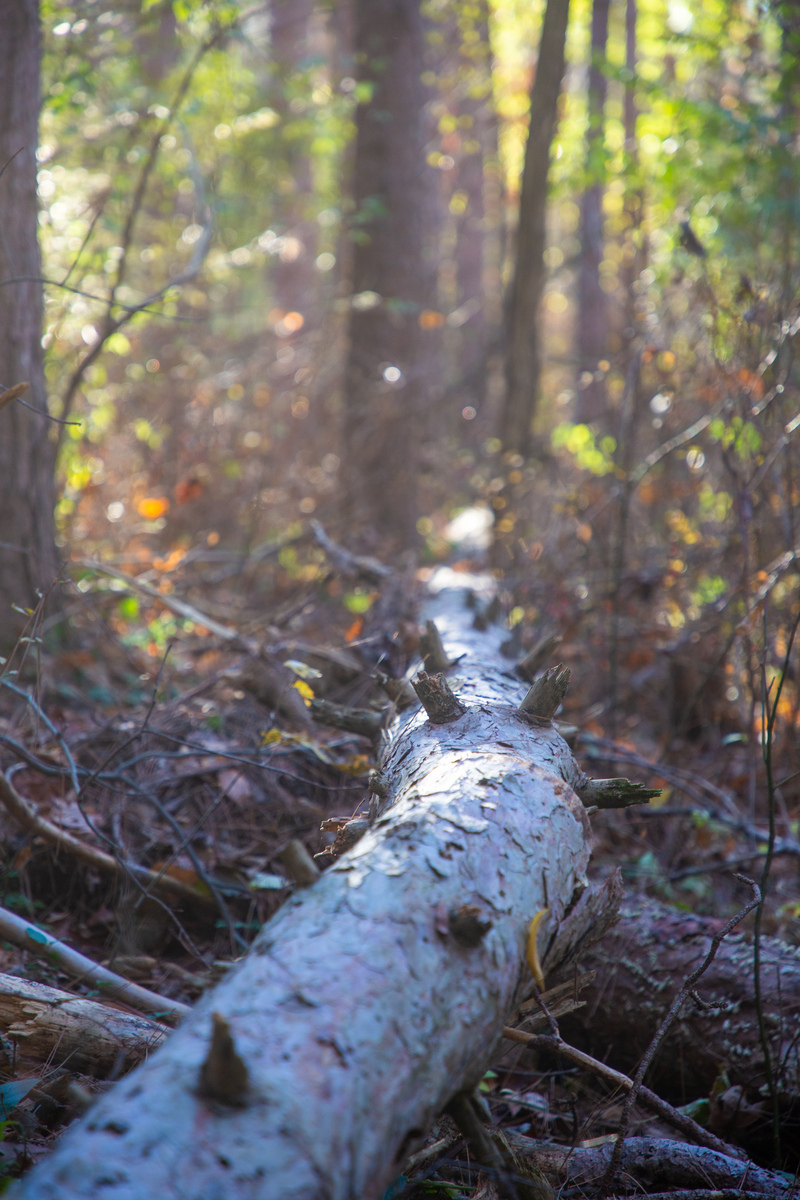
[
  {"xmin": 261, "ymin": 729, "xmax": 283, "ymax": 746},
  {"xmin": 292, "ymin": 679, "xmax": 314, "ymax": 705},
  {"xmin": 526, "ymin": 907, "xmax": 549, "ymax": 991},
  {"xmin": 334, "ymin": 754, "xmax": 373, "ymax": 776}
]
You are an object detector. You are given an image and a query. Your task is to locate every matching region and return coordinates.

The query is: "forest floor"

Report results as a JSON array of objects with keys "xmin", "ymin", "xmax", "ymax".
[{"xmin": 0, "ymin": 509, "xmax": 798, "ymax": 1193}]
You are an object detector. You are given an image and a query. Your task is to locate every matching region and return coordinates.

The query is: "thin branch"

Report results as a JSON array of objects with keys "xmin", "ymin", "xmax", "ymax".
[
  {"xmin": 0, "ymin": 276, "xmax": 199, "ymax": 320},
  {"xmin": 0, "ymin": 903, "xmax": 188, "ymax": 1021},
  {"xmin": 502, "ymin": 1030, "xmax": 744, "ymax": 1161},
  {"xmin": 73, "ymin": 560, "xmax": 246, "ymax": 645}
]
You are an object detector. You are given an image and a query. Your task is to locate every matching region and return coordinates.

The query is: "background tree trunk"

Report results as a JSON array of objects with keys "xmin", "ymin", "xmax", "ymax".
[
  {"xmin": 574, "ymin": 0, "xmax": 610, "ymax": 425},
  {"xmin": 269, "ymin": 0, "xmax": 318, "ymax": 322},
  {"xmin": 341, "ymin": 0, "xmax": 436, "ymax": 546},
  {"xmin": 501, "ymin": 0, "xmax": 571, "ymax": 456},
  {"xmin": 0, "ymin": 0, "xmax": 59, "ymax": 652},
  {"xmin": 620, "ymin": 0, "xmax": 645, "ymax": 354}
]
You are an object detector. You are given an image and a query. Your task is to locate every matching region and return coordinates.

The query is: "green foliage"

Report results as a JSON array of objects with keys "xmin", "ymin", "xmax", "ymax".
[{"xmin": 551, "ymin": 422, "xmax": 617, "ymax": 475}]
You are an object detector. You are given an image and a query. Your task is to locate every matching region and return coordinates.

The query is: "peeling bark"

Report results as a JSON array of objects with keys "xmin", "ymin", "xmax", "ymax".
[
  {"xmin": 15, "ymin": 575, "xmax": 616, "ymax": 1200},
  {"xmin": 0, "ymin": 974, "xmax": 167, "ymax": 1077}
]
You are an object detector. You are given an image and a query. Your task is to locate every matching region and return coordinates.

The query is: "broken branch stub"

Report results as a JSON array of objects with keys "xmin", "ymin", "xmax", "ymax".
[
  {"xmin": 575, "ymin": 777, "xmax": 662, "ymax": 809},
  {"xmin": 420, "ymin": 618, "xmax": 457, "ymax": 673},
  {"xmin": 16, "ymin": 572, "xmax": 617, "ymax": 1200},
  {"xmin": 412, "ymin": 670, "xmax": 466, "ymax": 723},
  {"xmin": 518, "ymin": 663, "xmax": 571, "ymax": 720}
]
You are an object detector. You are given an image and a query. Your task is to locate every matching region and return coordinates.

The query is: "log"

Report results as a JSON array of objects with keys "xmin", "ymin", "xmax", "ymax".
[
  {"xmin": 560, "ymin": 894, "xmax": 800, "ymax": 1103},
  {"xmin": 14, "ymin": 572, "xmax": 619, "ymax": 1200},
  {"xmin": 506, "ymin": 1135, "xmax": 793, "ymax": 1199},
  {"xmin": 0, "ymin": 973, "xmax": 168, "ymax": 1076}
]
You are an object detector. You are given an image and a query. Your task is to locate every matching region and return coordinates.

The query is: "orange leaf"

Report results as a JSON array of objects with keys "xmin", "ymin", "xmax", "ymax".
[
  {"xmin": 137, "ymin": 496, "xmax": 170, "ymax": 519},
  {"xmin": 174, "ymin": 477, "xmax": 204, "ymax": 505},
  {"xmin": 344, "ymin": 616, "xmax": 363, "ymax": 643}
]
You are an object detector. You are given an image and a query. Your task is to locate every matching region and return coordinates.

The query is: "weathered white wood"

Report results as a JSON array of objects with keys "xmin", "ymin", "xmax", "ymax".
[
  {"xmin": 0, "ymin": 974, "xmax": 167, "ymax": 1076},
  {"xmin": 14, "ymin": 574, "xmax": 604, "ymax": 1200}
]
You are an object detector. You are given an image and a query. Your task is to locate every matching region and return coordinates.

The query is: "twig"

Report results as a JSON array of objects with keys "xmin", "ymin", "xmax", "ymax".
[
  {"xmin": 0, "ymin": 769, "xmax": 214, "ymax": 913},
  {"xmin": 0, "ymin": 904, "xmax": 189, "ymax": 1021},
  {"xmin": 445, "ymin": 1092, "xmax": 525, "ymax": 1200},
  {"xmin": 112, "ymin": 774, "xmax": 247, "ymax": 952},
  {"xmin": 0, "ymin": 276, "xmax": 198, "ymax": 320},
  {"xmin": 501, "ymin": 1029, "xmax": 745, "ymax": 1161},
  {"xmin": 309, "ymin": 519, "xmax": 392, "ymax": 583},
  {"xmin": 600, "ymin": 876, "xmax": 761, "ymax": 1190},
  {"xmin": 73, "ymin": 560, "xmax": 248, "ymax": 645},
  {"xmin": 2, "ymin": 679, "xmax": 81, "ymax": 794}
]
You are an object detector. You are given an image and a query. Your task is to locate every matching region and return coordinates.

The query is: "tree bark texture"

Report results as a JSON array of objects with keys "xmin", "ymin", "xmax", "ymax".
[
  {"xmin": 341, "ymin": 0, "xmax": 436, "ymax": 544},
  {"xmin": 501, "ymin": 0, "xmax": 571, "ymax": 455},
  {"xmin": 560, "ymin": 894, "xmax": 800, "ymax": 1103},
  {"xmin": 0, "ymin": 0, "xmax": 59, "ymax": 652},
  {"xmin": 575, "ymin": 0, "xmax": 610, "ymax": 425},
  {"xmin": 515, "ymin": 1134, "xmax": 793, "ymax": 1197},
  {"xmin": 0, "ymin": 974, "xmax": 167, "ymax": 1077},
  {"xmin": 15, "ymin": 574, "xmax": 610, "ymax": 1199}
]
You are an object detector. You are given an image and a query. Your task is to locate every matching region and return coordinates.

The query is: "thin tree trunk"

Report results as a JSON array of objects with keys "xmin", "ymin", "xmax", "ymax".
[
  {"xmin": 501, "ymin": 0, "xmax": 571, "ymax": 456},
  {"xmin": 452, "ymin": 0, "xmax": 496, "ymax": 413},
  {"xmin": 270, "ymin": 0, "xmax": 318, "ymax": 320},
  {"xmin": 575, "ymin": 0, "xmax": 610, "ymax": 425},
  {"xmin": 0, "ymin": 0, "xmax": 59, "ymax": 652},
  {"xmin": 621, "ymin": 0, "xmax": 645, "ymax": 351},
  {"xmin": 15, "ymin": 578, "xmax": 616, "ymax": 1200},
  {"xmin": 341, "ymin": 0, "xmax": 436, "ymax": 545}
]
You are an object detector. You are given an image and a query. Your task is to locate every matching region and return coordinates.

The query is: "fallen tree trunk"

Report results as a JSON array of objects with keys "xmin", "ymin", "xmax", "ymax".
[
  {"xmin": 560, "ymin": 894, "xmax": 800, "ymax": 1104},
  {"xmin": 0, "ymin": 974, "xmax": 168, "ymax": 1076},
  {"xmin": 14, "ymin": 572, "xmax": 620, "ymax": 1200},
  {"xmin": 506, "ymin": 1135, "xmax": 793, "ymax": 1198}
]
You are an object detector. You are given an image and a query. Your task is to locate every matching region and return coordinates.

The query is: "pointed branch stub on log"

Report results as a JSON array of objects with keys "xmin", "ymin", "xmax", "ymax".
[
  {"xmin": 199, "ymin": 1013, "xmax": 249, "ymax": 1107},
  {"xmin": 308, "ymin": 697, "xmax": 387, "ymax": 739},
  {"xmin": 412, "ymin": 671, "xmax": 466, "ymax": 723},
  {"xmin": 278, "ymin": 839, "xmax": 320, "ymax": 887},
  {"xmin": 576, "ymin": 777, "xmax": 662, "ymax": 810},
  {"xmin": 518, "ymin": 663, "xmax": 571, "ymax": 720},
  {"xmin": 516, "ymin": 633, "xmax": 563, "ymax": 682},
  {"xmin": 420, "ymin": 619, "xmax": 457, "ymax": 673}
]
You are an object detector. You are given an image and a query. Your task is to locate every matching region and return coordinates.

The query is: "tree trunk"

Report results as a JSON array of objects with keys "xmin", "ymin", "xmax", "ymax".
[
  {"xmin": 574, "ymin": 0, "xmax": 610, "ymax": 425},
  {"xmin": 0, "ymin": 0, "xmax": 59, "ymax": 653},
  {"xmin": 501, "ymin": 0, "xmax": 571, "ymax": 456},
  {"xmin": 561, "ymin": 894, "xmax": 800, "ymax": 1113},
  {"xmin": 451, "ymin": 0, "xmax": 497, "ymax": 418},
  {"xmin": 15, "ymin": 575, "xmax": 613, "ymax": 1200},
  {"xmin": 269, "ymin": 0, "xmax": 318, "ymax": 321},
  {"xmin": 341, "ymin": 0, "xmax": 436, "ymax": 546},
  {"xmin": 620, "ymin": 0, "xmax": 645, "ymax": 353}
]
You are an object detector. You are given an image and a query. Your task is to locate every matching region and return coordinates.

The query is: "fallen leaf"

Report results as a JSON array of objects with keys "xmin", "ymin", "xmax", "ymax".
[{"xmin": 137, "ymin": 496, "xmax": 170, "ymax": 519}]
